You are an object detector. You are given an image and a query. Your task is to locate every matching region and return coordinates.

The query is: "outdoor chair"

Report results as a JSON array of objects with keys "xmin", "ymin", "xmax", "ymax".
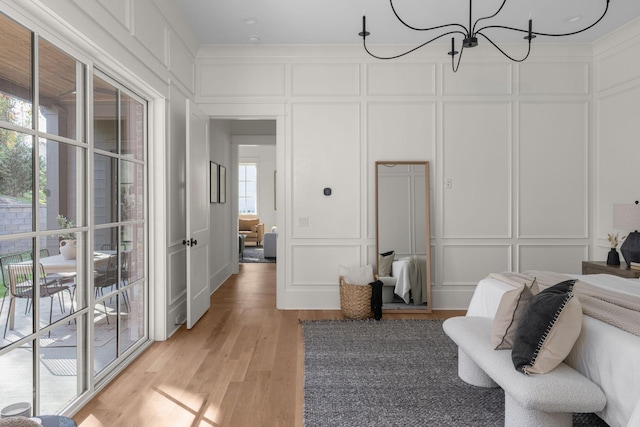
[
  {"xmin": 4, "ymin": 262, "xmax": 72, "ymax": 338},
  {"xmin": 94, "ymin": 254, "xmax": 118, "ymax": 324},
  {"xmin": 0, "ymin": 253, "xmax": 24, "ymax": 326}
]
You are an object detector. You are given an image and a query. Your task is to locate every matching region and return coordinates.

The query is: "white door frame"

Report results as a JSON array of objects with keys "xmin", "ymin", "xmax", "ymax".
[{"xmin": 199, "ymin": 104, "xmax": 286, "ymax": 308}]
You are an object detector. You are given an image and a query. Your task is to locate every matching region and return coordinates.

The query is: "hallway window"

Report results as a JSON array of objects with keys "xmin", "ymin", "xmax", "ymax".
[{"xmin": 239, "ymin": 163, "xmax": 257, "ymax": 214}]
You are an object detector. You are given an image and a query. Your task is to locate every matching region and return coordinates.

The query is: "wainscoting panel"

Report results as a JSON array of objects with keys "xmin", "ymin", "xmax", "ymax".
[
  {"xmin": 168, "ymin": 86, "xmax": 187, "ymax": 244},
  {"xmin": 518, "ymin": 62, "xmax": 588, "ymax": 95},
  {"xmin": 291, "ymin": 245, "xmax": 361, "ymax": 286},
  {"xmin": 366, "ymin": 63, "xmax": 436, "ymax": 96},
  {"xmin": 169, "ymin": 32, "xmax": 194, "ymax": 92},
  {"xmin": 169, "ymin": 248, "xmax": 187, "ymax": 305},
  {"xmin": 291, "ymin": 103, "xmax": 361, "ymax": 239},
  {"xmin": 97, "ymin": 0, "xmax": 130, "ymax": 29},
  {"xmin": 198, "ymin": 63, "xmax": 286, "ymax": 97},
  {"xmin": 442, "ymin": 101, "xmax": 511, "ymax": 238},
  {"xmin": 518, "ymin": 102, "xmax": 588, "ymax": 238},
  {"xmin": 597, "ymin": 39, "xmax": 640, "ymax": 92},
  {"xmin": 442, "ymin": 62, "xmax": 512, "ymax": 95},
  {"xmin": 441, "ymin": 245, "xmax": 511, "ymax": 286},
  {"xmin": 132, "ymin": 0, "xmax": 167, "ymax": 65},
  {"xmin": 292, "ymin": 63, "xmax": 360, "ymax": 96},
  {"xmin": 518, "ymin": 244, "xmax": 588, "ymax": 274},
  {"xmin": 367, "ymin": 102, "xmax": 436, "ymax": 161}
]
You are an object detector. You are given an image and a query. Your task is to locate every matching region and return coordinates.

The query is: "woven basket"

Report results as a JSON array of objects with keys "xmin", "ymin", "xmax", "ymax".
[{"xmin": 339, "ymin": 276, "xmax": 373, "ymax": 319}]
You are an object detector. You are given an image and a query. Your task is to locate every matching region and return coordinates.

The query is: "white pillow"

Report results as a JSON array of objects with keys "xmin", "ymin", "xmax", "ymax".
[{"xmin": 338, "ymin": 265, "xmax": 374, "ymax": 285}]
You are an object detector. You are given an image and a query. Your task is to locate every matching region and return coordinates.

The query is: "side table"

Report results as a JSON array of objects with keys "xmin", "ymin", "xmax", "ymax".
[{"xmin": 581, "ymin": 261, "xmax": 640, "ymax": 279}]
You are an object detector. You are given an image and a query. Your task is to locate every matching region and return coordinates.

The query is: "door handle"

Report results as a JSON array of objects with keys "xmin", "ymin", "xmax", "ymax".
[{"xmin": 182, "ymin": 238, "xmax": 198, "ymax": 246}]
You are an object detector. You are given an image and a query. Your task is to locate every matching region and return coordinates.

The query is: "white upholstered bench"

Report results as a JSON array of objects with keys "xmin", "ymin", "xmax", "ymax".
[{"xmin": 443, "ymin": 316, "xmax": 606, "ymax": 427}]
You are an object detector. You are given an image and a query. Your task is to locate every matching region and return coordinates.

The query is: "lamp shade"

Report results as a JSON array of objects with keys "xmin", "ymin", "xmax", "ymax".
[{"xmin": 613, "ymin": 204, "xmax": 640, "ymax": 232}]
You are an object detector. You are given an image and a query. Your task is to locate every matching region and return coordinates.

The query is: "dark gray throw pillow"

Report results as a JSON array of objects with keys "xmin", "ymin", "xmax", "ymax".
[{"xmin": 511, "ymin": 279, "xmax": 583, "ymax": 375}]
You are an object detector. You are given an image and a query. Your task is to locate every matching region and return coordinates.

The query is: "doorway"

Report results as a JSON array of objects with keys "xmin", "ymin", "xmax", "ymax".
[{"xmin": 209, "ymin": 119, "xmax": 278, "ymax": 273}]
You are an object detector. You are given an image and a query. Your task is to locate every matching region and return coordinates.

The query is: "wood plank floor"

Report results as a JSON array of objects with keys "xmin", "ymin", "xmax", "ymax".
[{"xmin": 74, "ymin": 263, "xmax": 465, "ymax": 427}]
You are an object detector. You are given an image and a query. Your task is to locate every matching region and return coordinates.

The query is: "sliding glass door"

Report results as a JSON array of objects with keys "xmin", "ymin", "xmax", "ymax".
[{"xmin": 0, "ymin": 11, "xmax": 148, "ymax": 415}]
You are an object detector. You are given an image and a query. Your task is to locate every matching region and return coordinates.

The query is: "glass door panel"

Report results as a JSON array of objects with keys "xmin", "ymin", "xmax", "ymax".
[
  {"xmin": 94, "ymin": 154, "xmax": 118, "ymax": 225},
  {"xmin": 121, "ymin": 93, "xmax": 144, "ymax": 160},
  {"xmin": 0, "ymin": 132, "xmax": 33, "ymax": 235},
  {"xmin": 0, "ymin": 16, "xmax": 32, "ymax": 129},
  {"xmin": 0, "ymin": 341, "xmax": 34, "ymax": 416},
  {"xmin": 121, "ymin": 160, "xmax": 144, "ymax": 222},
  {"xmin": 38, "ymin": 38, "xmax": 80, "ymax": 140},
  {"xmin": 40, "ymin": 139, "xmax": 84, "ymax": 232},
  {"xmin": 119, "ymin": 283, "xmax": 143, "ymax": 356},
  {"xmin": 93, "ymin": 76, "xmax": 118, "ymax": 153},
  {"xmin": 39, "ymin": 322, "xmax": 79, "ymax": 414}
]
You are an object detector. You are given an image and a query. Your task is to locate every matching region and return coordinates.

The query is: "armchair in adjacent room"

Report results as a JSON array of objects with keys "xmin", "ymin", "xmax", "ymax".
[{"xmin": 238, "ymin": 215, "xmax": 265, "ymax": 246}]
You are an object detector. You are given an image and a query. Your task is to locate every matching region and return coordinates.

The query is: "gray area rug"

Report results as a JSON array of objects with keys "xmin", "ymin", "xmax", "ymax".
[
  {"xmin": 302, "ymin": 319, "xmax": 608, "ymax": 427},
  {"xmin": 240, "ymin": 246, "xmax": 275, "ymax": 263}
]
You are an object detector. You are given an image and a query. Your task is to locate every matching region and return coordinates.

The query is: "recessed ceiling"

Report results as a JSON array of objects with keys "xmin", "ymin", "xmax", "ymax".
[{"xmin": 176, "ymin": 0, "xmax": 640, "ymax": 46}]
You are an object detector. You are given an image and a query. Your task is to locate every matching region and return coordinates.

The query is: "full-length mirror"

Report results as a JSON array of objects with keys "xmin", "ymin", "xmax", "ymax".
[{"xmin": 375, "ymin": 161, "xmax": 431, "ymax": 312}]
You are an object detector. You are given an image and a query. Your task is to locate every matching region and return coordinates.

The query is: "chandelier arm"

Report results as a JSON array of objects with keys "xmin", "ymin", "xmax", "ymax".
[
  {"xmin": 477, "ymin": 32, "xmax": 532, "ymax": 63},
  {"xmin": 451, "ymin": 46, "xmax": 465, "ymax": 73},
  {"xmin": 476, "ymin": 0, "xmax": 609, "ymax": 38},
  {"xmin": 389, "ymin": 0, "xmax": 467, "ymax": 33},
  {"xmin": 472, "ymin": 0, "xmax": 508, "ymax": 34},
  {"xmin": 362, "ymin": 31, "xmax": 467, "ymax": 60}
]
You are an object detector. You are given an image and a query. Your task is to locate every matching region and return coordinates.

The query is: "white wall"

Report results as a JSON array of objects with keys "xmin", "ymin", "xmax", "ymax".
[
  {"xmin": 593, "ymin": 19, "xmax": 640, "ymax": 261},
  {"xmin": 195, "ymin": 43, "xmax": 600, "ymax": 310},
  {"xmin": 209, "ymin": 120, "xmax": 233, "ymax": 292}
]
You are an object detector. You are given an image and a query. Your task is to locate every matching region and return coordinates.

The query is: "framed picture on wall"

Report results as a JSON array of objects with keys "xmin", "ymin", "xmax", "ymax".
[
  {"xmin": 210, "ymin": 161, "xmax": 219, "ymax": 203},
  {"xmin": 219, "ymin": 165, "xmax": 226, "ymax": 203}
]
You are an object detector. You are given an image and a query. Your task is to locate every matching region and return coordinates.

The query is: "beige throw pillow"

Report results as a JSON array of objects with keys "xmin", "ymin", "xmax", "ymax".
[
  {"xmin": 378, "ymin": 251, "xmax": 394, "ymax": 277},
  {"xmin": 491, "ymin": 278, "xmax": 538, "ymax": 350}
]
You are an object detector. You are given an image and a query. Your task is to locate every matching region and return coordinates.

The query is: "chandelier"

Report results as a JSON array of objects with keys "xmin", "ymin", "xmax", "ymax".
[{"xmin": 359, "ymin": 0, "xmax": 610, "ymax": 72}]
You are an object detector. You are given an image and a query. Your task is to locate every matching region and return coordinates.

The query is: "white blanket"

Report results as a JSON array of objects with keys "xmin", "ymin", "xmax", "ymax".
[
  {"xmin": 392, "ymin": 256, "xmax": 427, "ymax": 305},
  {"xmin": 466, "ymin": 274, "xmax": 640, "ymax": 427}
]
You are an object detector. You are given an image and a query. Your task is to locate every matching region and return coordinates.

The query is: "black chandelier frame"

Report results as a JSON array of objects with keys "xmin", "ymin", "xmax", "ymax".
[{"xmin": 359, "ymin": 0, "xmax": 610, "ymax": 72}]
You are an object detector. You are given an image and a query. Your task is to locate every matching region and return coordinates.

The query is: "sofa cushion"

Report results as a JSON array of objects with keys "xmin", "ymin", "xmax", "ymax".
[
  {"xmin": 511, "ymin": 279, "xmax": 583, "ymax": 375},
  {"xmin": 239, "ymin": 218, "xmax": 259, "ymax": 231}
]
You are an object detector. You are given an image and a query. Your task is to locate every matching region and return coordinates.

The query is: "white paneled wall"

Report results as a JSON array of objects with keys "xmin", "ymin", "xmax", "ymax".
[
  {"xmin": 594, "ymin": 25, "xmax": 640, "ymax": 262},
  {"xmin": 196, "ymin": 44, "xmax": 606, "ymax": 309}
]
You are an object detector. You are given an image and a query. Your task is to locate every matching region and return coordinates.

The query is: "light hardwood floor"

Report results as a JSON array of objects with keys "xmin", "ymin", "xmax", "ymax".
[{"xmin": 74, "ymin": 263, "xmax": 465, "ymax": 427}]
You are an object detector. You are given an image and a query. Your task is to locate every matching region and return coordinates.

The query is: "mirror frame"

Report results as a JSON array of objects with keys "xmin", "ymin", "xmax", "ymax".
[{"xmin": 375, "ymin": 161, "xmax": 432, "ymax": 313}]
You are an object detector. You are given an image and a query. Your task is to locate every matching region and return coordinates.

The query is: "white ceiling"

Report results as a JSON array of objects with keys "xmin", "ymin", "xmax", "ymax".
[{"xmin": 176, "ymin": 0, "xmax": 640, "ymax": 47}]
